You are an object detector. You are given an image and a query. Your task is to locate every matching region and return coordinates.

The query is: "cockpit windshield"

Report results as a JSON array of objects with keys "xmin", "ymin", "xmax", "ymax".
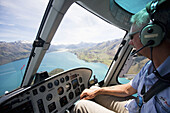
[
  {"xmin": 33, "ymin": 3, "xmax": 127, "ymax": 87},
  {"xmin": 0, "ymin": 0, "xmax": 48, "ymax": 96},
  {"xmin": 0, "ymin": 1, "xmax": 126, "ymax": 96}
]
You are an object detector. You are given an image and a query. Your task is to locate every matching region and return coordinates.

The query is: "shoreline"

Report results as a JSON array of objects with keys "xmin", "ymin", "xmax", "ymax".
[{"xmin": 0, "ymin": 49, "xmax": 69, "ymax": 66}]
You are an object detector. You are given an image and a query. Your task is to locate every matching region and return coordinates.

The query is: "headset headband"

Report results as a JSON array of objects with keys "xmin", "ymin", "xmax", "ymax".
[{"xmin": 146, "ymin": 0, "xmax": 167, "ymax": 20}]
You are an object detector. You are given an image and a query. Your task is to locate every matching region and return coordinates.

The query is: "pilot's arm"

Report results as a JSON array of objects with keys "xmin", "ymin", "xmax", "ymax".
[{"xmin": 80, "ymin": 82, "xmax": 137, "ymax": 100}]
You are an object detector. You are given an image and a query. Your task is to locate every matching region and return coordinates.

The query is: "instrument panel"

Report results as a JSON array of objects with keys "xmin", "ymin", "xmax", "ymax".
[{"xmin": 0, "ymin": 68, "xmax": 92, "ymax": 113}]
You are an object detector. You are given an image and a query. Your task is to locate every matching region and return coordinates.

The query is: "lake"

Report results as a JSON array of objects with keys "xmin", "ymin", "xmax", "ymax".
[{"xmin": 0, "ymin": 51, "xmax": 129, "ymax": 96}]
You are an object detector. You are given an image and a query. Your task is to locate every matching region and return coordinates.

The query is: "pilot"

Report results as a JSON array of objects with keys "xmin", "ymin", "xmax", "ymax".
[{"xmin": 74, "ymin": 0, "xmax": 170, "ymax": 113}]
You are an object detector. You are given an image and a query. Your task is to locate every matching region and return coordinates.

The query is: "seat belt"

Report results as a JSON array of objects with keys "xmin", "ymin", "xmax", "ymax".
[
  {"xmin": 143, "ymin": 73, "xmax": 170, "ymax": 103},
  {"xmin": 136, "ymin": 73, "xmax": 170, "ymax": 107}
]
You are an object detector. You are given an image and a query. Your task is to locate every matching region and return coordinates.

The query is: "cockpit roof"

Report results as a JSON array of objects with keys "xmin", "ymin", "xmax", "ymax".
[
  {"xmin": 115, "ymin": 0, "xmax": 152, "ymax": 14},
  {"xmin": 77, "ymin": 0, "xmax": 153, "ymax": 31}
]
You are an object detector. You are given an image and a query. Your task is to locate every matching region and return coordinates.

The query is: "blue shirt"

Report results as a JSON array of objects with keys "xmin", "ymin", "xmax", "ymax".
[{"xmin": 125, "ymin": 56, "xmax": 170, "ymax": 113}]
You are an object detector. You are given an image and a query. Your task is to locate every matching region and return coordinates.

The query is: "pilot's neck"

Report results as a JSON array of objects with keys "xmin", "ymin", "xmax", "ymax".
[{"xmin": 152, "ymin": 40, "xmax": 170, "ymax": 68}]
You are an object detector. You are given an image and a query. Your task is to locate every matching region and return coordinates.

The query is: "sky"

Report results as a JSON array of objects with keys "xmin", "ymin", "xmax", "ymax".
[{"xmin": 0, "ymin": 0, "xmax": 126, "ymax": 45}]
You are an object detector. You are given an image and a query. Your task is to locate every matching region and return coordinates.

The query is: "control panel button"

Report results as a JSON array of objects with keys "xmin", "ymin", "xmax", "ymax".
[
  {"xmin": 32, "ymin": 89, "xmax": 38, "ymax": 95},
  {"xmin": 37, "ymin": 99, "xmax": 45, "ymax": 113},
  {"xmin": 48, "ymin": 102, "xmax": 56, "ymax": 112}
]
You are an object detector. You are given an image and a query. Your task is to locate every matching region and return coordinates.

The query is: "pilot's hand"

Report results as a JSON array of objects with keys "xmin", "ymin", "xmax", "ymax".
[{"xmin": 80, "ymin": 86, "xmax": 100, "ymax": 100}]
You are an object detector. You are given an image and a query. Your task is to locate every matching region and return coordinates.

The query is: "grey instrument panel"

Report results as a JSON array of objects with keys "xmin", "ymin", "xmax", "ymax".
[{"xmin": 0, "ymin": 68, "xmax": 92, "ymax": 113}]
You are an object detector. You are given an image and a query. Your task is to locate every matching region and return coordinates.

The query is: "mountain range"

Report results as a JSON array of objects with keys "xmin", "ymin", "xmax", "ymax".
[
  {"xmin": 0, "ymin": 41, "xmax": 97, "ymax": 65},
  {"xmin": 0, "ymin": 39, "xmax": 147, "ymax": 75},
  {"xmin": 0, "ymin": 41, "xmax": 32, "ymax": 65}
]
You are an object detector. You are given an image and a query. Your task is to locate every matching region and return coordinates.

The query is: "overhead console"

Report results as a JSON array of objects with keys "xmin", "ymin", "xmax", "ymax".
[{"xmin": 0, "ymin": 68, "xmax": 92, "ymax": 113}]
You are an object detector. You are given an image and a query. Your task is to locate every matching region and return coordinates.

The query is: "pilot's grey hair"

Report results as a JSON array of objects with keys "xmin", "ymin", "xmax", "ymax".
[
  {"xmin": 131, "ymin": 5, "xmax": 170, "ymax": 39},
  {"xmin": 130, "ymin": 8, "xmax": 150, "ymax": 29}
]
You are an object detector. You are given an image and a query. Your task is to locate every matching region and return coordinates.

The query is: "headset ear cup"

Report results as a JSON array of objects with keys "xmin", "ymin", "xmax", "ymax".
[{"xmin": 140, "ymin": 24, "xmax": 165, "ymax": 47}]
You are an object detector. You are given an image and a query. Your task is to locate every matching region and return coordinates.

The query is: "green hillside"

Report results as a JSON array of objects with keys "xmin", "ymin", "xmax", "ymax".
[
  {"xmin": 71, "ymin": 39, "xmax": 148, "ymax": 74},
  {"xmin": 0, "ymin": 41, "xmax": 32, "ymax": 65},
  {"xmin": 128, "ymin": 56, "xmax": 149, "ymax": 74},
  {"xmin": 48, "ymin": 68, "xmax": 64, "ymax": 76},
  {"xmin": 0, "ymin": 41, "xmax": 96, "ymax": 65},
  {"xmin": 71, "ymin": 39, "xmax": 121, "ymax": 66}
]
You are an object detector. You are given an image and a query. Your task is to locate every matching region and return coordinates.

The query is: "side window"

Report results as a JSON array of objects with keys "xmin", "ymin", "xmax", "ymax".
[{"xmin": 118, "ymin": 55, "xmax": 149, "ymax": 84}]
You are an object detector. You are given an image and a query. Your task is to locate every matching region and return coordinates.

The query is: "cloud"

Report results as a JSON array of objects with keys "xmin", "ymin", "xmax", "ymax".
[
  {"xmin": 0, "ymin": 22, "xmax": 15, "ymax": 26},
  {"xmin": 0, "ymin": 0, "xmax": 48, "ymax": 42},
  {"xmin": 52, "ymin": 3, "xmax": 125, "ymax": 44},
  {"xmin": 0, "ymin": 0, "xmax": 48, "ymax": 28}
]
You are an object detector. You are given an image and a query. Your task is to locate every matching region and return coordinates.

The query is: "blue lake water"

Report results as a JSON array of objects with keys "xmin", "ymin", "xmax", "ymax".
[{"xmin": 0, "ymin": 51, "xmax": 129, "ymax": 96}]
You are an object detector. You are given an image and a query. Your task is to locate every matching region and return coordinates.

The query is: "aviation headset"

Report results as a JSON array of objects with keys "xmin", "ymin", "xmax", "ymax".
[
  {"xmin": 140, "ymin": 0, "xmax": 168, "ymax": 47},
  {"xmin": 140, "ymin": 0, "xmax": 170, "ymax": 83}
]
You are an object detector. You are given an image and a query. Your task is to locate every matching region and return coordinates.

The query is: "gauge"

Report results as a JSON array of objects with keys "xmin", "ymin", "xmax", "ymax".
[
  {"xmin": 57, "ymin": 87, "xmax": 64, "ymax": 95},
  {"xmin": 65, "ymin": 83, "xmax": 71, "ymax": 92},
  {"xmin": 80, "ymin": 84, "xmax": 85, "ymax": 92},
  {"xmin": 75, "ymin": 88, "xmax": 81, "ymax": 96},
  {"xmin": 60, "ymin": 96, "xmax": 68, "ymax": 107},
  {"xmin": 79, "ymin": 77, "xmax": 82, "ymax": 83},
  {"xmin": 72, "ymin": 78, "xmax": 79, "ymax": 89},
  {"xmin": 46, "ymin": 93, "xmax": 53, "ymax": 101},
  {"xmin": 65, "ymin": 75, "xmax": 69, "ymax": 81},
  {"xmin": 39, "ymin": 85, "xmax": 46, "ymax": 92},
  {"xmin": 47, "ymin": 82, "xmax": 53, "ymax": 89},
  {"xmin": 60, "ymin": 77, "xmax": 64, "ymax": 83},
  {"xmin": 68, "ymin": 92, "xmax": 74, "ymax": 100},
  {"xmin": 54, "ymin": 80, "xmax": 59, "ymax": 86}
]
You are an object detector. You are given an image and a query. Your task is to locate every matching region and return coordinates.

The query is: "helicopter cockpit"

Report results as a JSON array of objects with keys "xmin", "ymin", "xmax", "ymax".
[{"xmin": 0, "ymin": 0, "xmax": 155, "ymax": 113}]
